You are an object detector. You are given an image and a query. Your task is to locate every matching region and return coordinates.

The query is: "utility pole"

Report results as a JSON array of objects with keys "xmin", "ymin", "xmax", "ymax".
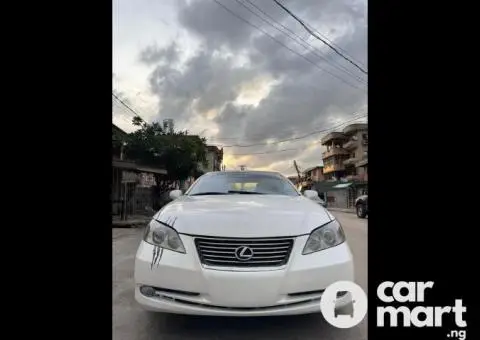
[{"xmin": 293, "ymin": 160, "xmax": 302, "ymax": 184}]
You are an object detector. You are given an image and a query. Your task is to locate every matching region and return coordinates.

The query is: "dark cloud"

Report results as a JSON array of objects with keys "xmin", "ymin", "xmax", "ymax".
[
  {"xmin": 213, "ymin": 102, "xmax": 251, "ymax": 138},
  {"xmin": 178, "ymin": 0, "xmax": 255, "ymax": 51},
  {"xmin": 138, "ymin": 0, "xmax": 367, "ymax": 171},
  {"xmin": 145, "ymin": 47, "xmax": 257, "ymax": 122},
  {"xmin": 139, "ymin": 42, "xmax": 180, "ymax": 65}
]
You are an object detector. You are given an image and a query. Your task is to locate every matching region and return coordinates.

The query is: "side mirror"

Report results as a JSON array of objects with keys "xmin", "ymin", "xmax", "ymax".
[
  {"xmin": 303, "ymin": 189, "xmax": 319, "ymax": 200},
  {"xmin": 169, "ymin": 189, "xmax": 183, "ymax": 200}
]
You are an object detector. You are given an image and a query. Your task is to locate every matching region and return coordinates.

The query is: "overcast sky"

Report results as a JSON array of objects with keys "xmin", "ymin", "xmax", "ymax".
[{"xmin": 113, "ymin": 0, "xmax": 367, "ymax": 176}]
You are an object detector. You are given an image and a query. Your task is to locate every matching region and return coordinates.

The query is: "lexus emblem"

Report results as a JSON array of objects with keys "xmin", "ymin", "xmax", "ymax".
[{"xmin": 234, "ymin": 246, "xmax": 254, "ymax": 261}]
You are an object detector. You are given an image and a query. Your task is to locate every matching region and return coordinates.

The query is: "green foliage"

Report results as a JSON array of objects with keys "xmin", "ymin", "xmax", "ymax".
[
  {"xmin": 112, "ymin": 126, "xmax": 127, "ymax": 154},
  {"xmin": 124, "ymin": 118, "xmax": 208, "ymax": 181},
  {"xmin": 132, "ymin": 116, "xmax": 144, "ymax": 126}
]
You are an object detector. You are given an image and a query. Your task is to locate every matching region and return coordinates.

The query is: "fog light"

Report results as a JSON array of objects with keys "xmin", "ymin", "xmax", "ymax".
[{"xmin": 140, "ymin": 286, "xmax": 156, "ymax": 297}]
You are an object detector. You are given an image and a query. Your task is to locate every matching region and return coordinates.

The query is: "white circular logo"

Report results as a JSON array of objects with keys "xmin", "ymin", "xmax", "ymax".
[{"xmin": 320, "ymin": 281, "xmax": 368, "ymax": 328}]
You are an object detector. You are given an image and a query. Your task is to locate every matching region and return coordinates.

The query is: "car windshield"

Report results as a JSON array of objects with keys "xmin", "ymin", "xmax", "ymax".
[{"xmin": 186, "ymin": 172, "xmax": 300, "ymax": 197}]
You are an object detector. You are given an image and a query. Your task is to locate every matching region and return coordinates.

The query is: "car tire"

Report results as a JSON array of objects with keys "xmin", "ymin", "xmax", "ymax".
[{"xmin": 356, "ymin": 203, "xmax": 367, "ymax": 218}]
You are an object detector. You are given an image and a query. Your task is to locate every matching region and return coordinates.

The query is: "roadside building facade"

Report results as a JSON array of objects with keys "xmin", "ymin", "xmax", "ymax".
[
  {"xmin": 199, "ymin": 145, "xmax": 224, "ymax": 173},
  {"xmin": 342, "ymin": 123, "xmax": 368, "ymax": 181},
  {"xmin": 303, "ymin": 165, "xmax": 324, "ymax": 182},
  {"xmin": 321, "ymin": 132, "xmax": 349, "ymax": 180},
  {"xmin": 112, "ymin": 124, "xmax": 168, "ymax": 220},
  {"xmin": 321, "ymin": 123, "xmax": 368, "ymax": 182}
]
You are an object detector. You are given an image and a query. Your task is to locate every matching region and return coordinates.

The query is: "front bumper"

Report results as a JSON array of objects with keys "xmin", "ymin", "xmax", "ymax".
[{"xmin": 134, "ymin": 234, "xmax": 354, "ymax": 316}]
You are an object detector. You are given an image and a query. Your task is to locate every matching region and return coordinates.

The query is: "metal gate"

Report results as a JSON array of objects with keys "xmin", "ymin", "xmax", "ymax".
[{"xmin": 112, "ymin": 167, "xmax": 157, "ymax": 220}]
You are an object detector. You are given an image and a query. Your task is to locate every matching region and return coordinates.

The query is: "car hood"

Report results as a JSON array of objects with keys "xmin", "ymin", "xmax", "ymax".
[{"xmin": 153, "ymin": 195, "xmax": 334, "ymax": 237}]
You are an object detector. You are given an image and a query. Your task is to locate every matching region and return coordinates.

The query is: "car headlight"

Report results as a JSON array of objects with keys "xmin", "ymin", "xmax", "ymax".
[
  {"xmin": 302, "ymin": 219, "xmax": 346, "ymax": 255},
  {"xmin": 144, "ymin": 219, "xmax": 186, "ymax": 254}
]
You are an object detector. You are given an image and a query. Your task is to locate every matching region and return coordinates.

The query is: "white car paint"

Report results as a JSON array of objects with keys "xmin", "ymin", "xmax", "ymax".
[
  {"xmin": 134, "ymin": 171, "xmax": 354, "ymax": 316},
  {"xmin": 154, "ymin": 195, "xmax": 330, "ymax": 237}
]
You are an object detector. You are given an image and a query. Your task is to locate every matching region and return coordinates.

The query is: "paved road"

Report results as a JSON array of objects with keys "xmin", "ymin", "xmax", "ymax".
[{"xmin": 113, "ymin": 212, "xmax": 368, "ymax": 340}]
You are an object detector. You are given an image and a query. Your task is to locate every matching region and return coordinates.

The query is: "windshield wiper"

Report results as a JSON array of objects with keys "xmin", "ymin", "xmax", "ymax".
[
  {"xmin": 190, "ymin": 192, "xmax": 228, "ymax": 196},
  {"xmin": 227, "ymin": 190, "xmax": 266, "ymax": 194}
]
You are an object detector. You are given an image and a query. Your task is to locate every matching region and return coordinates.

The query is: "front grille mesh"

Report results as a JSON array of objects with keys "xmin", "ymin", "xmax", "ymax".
[{"xmin": 194, "ymin": 236, "xmax": 294, "ymax": 267}]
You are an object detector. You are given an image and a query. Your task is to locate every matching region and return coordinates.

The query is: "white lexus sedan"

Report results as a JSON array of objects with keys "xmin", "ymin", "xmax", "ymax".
[{"xmin": 134, "ymin": 170, "xmax": 354, "ymax": 316}]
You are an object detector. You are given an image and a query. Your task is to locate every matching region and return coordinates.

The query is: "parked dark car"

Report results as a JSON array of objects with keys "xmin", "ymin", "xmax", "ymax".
[{"xmin": 355, "ymin": 194, "xmax": 368, "ymax": 218}]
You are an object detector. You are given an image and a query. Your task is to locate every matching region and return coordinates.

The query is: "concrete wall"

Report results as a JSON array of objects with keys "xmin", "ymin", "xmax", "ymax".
[
  {"xmin": 306, "ymin": 167, "xmax": 325, "ymax": 182},
  {"xmin": 326, "ymin": 190, "xmax": 349, "ymax": 209},
  {"xmin": 347, "ymin": 130, "xmax": 368, "ymax": 161},
  {"xmin": 312, "ymin": 168, "xmax": 324, "ymax": 181},
  {"xmin": 344, "ymin": 129, "xmax": 368, "ymax": 180}
]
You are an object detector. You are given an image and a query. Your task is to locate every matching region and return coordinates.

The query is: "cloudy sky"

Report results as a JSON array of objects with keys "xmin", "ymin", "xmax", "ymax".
[{"xmin": 112, "ymin": 0, "xmax": 367, "ymax": 176}]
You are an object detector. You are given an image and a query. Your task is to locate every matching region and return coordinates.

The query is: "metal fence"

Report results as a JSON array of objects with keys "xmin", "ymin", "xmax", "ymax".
[{"xmin": 112, "ymin": 167, "xmax": 156, "ymax": 220}]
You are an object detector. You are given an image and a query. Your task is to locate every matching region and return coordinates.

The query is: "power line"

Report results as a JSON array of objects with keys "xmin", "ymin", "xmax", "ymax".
[
  {"xmin": 212, "ymin": 0, "xmax": 366, "ymax": 92},
  {"xmin": 207, "ymin": 109, "xmax": 366, "ymax": 142},
  {"xmin": 243, "ymin": 0, "xmax": 366, "ymax": 81},
  {"xmin": 112, "ymin": 92, "xmax": 146, "ymax": 121},
  {"xmin": 218, "ymin": 113, "xmax": 367, "ymax": 148},
  {"xmin": 237, "ymin": 0, "xmax": 366, "ymax": 85},
  {"xmin": 114, "ymin": 89, "xmax": 366, "ymax": 151},
  {"xmin": 309, "ymin": 26, "xmax": 366, "ymax": 70},
  {"xmin": 224, "ymin": 115, "xmax": 367, "ymax": 156},
  {"xmin": 272, "ymin": 0, "xmax": 368, "ymax": 75}
]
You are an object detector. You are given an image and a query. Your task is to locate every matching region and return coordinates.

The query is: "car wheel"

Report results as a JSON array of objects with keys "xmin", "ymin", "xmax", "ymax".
[{"xmin": 356, "ymin": 203, "xmax": 367, "ymax": 218}]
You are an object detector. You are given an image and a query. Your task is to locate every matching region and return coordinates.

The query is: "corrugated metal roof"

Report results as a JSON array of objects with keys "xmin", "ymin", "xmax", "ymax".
[
  {"xmin": 112, "ymin": 160, "xmax": 167, "ymax": 175},
  {"xmin": 303, "ymin": 164, "xmax": 324, "ymax": 173},
  {"xmin": 314, "ymin": 180, "xmax": 366, "ymax": 192},
  {"xmin": 112, "ymin": 160, "xmax": 137, "ymax": 170},
  {"xmin": 136, "ymin": 166, "xmax": 167, "ymax": 175},
  {"xmin": 332, "ymin": 183, "xmax": 353, "ymax": 189}
]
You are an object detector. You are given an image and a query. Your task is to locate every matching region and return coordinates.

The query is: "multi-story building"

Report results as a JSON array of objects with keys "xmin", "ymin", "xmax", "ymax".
[
  {"xmin": 342, "ymin": 123, "xmax": 368, "ymax": 181},
  {"xmin": 303, "ymin": 165, "xmax": 324, "ymax": 182},
  {"xmin": 321, "ymin": 132, "xmax": 350, "ymax": 180},
  {"xmin": 321, "ymin": 123, "xmax": 368, "ymax": 181},
  {"xmin": 111, "ymin": 124, "xmax": 168, "ymax": 219}
]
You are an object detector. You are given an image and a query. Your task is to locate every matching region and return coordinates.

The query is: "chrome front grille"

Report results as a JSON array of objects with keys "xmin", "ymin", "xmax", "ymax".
[{"xmin": 194, "ymin": 236, "xmax": 294, "ymax": 267}]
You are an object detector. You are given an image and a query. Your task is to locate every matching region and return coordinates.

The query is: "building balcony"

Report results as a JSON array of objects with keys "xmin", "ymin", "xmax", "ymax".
[
  {"xmin": 321, "ymin": 132, "xmax": 348, "ymax": 145},
  {"xmin": 322, "ymin": 147, "xmax": 349, "ymax": 159},
  {"xmin": 323, "ymin": 164, "xmax": 346, "ymax": 174},
  {"xmin": 342, "ymin": 123, "xmax": 368, "ymax": 135},
  {"xmin": 343, "ymin": 158, "xmax": 357, "ymax": 166},
  {"xmin": 343, "ymin": 140, "xmax": 357, "ymax": 150},
  {"xmin": 345, "ymin": 174, "xmax": 368, "ymax": 182},
  {"xmin": 355, "ymin": 158, "xmax": 368, "ymax": 168}
]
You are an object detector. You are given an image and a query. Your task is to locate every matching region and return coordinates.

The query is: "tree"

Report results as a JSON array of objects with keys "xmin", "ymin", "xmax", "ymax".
[{"xmin": 124, "ymin": 117, "xmax": 208, "ymax": 182}]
